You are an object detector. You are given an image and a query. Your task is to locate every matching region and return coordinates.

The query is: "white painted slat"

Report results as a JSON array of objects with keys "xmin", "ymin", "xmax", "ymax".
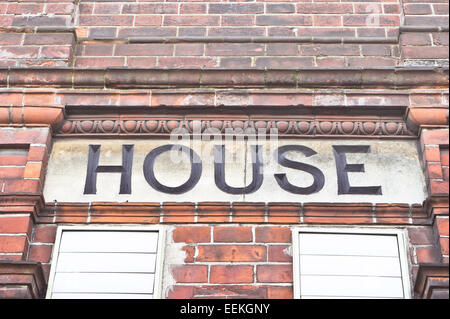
[
  {"xmin": 51, "ymin": 293, "xmax": 153, "ymax": 299},
  {"xmin": 299, "ymin": 233, "xmax": 399, "ymax": 257},
  {"xmin": 58, "ymin": 231, "xmax": 159, "ymax": 253},
  {"xmin": 300, "ymin": 275, "xmax": 404, "ymax": 298},
  {"xmin": 52, "ymin": 273, "xmax": 155, "ymax": 294},
  {"xmin": 55, "ymin": 253, "xmax": 157, "ymax": 273},
  {"xmin": 299, "ymin": 255, "xmax": 402, "ymax": 277}
]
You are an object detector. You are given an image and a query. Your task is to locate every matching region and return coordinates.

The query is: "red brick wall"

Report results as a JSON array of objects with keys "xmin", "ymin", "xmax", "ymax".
[{"xmin": 1, "ymin": 0, "xmax": 448, "ymax": 68}]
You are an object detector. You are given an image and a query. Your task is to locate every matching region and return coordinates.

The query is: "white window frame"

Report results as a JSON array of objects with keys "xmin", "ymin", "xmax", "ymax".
[
  {"xmin": 292, "ymin": 226, "xmax": 412, "ymax": 299},
  {"xmin": 46, "ymin": 225, "xmax": 166, "ymax": 299}
]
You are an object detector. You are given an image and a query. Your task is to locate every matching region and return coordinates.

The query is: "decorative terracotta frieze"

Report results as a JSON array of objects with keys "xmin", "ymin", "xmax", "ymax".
[{"xmin": 56, "ymin": 115, "xmax": 415, "ymax": 138}]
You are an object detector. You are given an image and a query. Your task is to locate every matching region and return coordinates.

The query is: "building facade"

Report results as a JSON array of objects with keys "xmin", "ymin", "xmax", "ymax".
[{"xmin": 0, "ymin": 0, "xmax": 448, "ymax": 299}]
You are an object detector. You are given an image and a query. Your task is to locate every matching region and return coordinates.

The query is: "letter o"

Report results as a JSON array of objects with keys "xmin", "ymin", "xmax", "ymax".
[{"xmin": 143, "ymin": 144, "xmax": 202, "ymax": 194}]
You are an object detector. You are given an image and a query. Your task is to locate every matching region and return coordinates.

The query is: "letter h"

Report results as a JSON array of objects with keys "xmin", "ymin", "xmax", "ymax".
[{"xmin": 84, "ymin": 144, "xmax": 134, "ymax": 194}]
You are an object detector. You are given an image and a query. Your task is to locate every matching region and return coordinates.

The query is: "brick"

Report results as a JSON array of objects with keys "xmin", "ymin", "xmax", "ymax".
[
  {"xmin": 436, "ymin": 217, "xmax": 449, "ymax": 236},
  {"xmin": 118, "ymin": 27, "xmax": 177, "ymax": 38},
  {"xmin": 433, "ymin": 33, "xmax": 449, "ymax": 46},
  {"xmin": 173, "ymin": 227, "xmax": 211, "ymax": 244},
  {"xmin": 0, "ymin": 236, "xmax": 28, "ymax": 253},
  {"xmin": 210, "ymin": 265, "xmax": 254, "ymax": 284},
  {"xmin": 256, "ymin": 57, "xmax": 314, "ymax": 69},
  {"xmin": 416, "ymin": 246, "xmax": 441, "ymax": 263},
  {"xmin": 298, "ymin": 3, "xmax": 353, "ymax": 14},
  {"xmin": 46, "ymin": 3, "xmax": 74, "ymax": 15},
  {"xmin": 316, "ymin": 57, "xmax": 346, "ymax": 68},
  {"xmin": 197, "ymin": 202, "xmax": 230, "ymax": 223},
  {"xmin": 383, "ymin": 4, "xmax": 401, "ymax": 14},
  {"xmin": 175, "ymin": 44, "xmax": 204, "ymax": 57},
  {"xmin": 220, "ymin": 58, "xmax": 252, "ymax": 69},
  {"xmin": 404, "ymin": 16, "xmax": 449, "ymax": 27},
  {"xmin": 180, "ymin": 4, "xmax": 206, "ymax": 14},
  {"xmin": 0, "ymin": 151, "xmax": 28, "ymax": 166},
  {"xmin": 267, "ymin": 203, "xmax": 301, "ymax": 224},
  {"xmin": 80, "ymin": 15, "xmax": 133, "ymax": 26},
  {"xmin": 361, "ymin": 45, "xmax": 392, "ymax": 56},
  {"xmin": 55, "ymin": 203, "xmax": 89, "ymax": 223},
  {"xmin": 23, "ymin": 33, "xmax": 74, "ymax": 46},
  {"xmin": 0, "ymin": 216, "xmax": 31, "ymax": 235},
  {"xmin": 127, "ymin": 57, "xmax": 157, "ymax": 68},
  {"xmin": 206, "ymin": 43, "xmax": 265, "ymax": 57},
  {"xmin": 209, "ymin": 27, "xmax": 265, "ymax": 37},
  {"xmin": 232, "ymin": 203, "xmax": 265, "ymax": 223},
  {"xmin": 164, "ymin": 16, "xmax": 219, "ymax": 26},
  {"xmin": 422, "ymin": 130, "xmax": 449, "ymax": 146},
  {"xmin": 33, "ymin": 225, "xmax": 57, "ymax": 243},
  {"xmin": 122, "ymin": 3, "xmax": 177, "ymax": 14},
  {"xmin": 0, "ymin": 286, "xmax": 31, "ymax": 299},
  {"xmin": 441, "ymin": 147, "xmax": 449, "ymax": 166},
  {"xmin": 222, "ymin": 15, "xmax": 254, "ymax": 26},
  {"xmin": 115, "ymin": 44, "xmax": 173, "ymax": 57},
  {"xmin": 440, "ymin": 238, "xmax": 449, "ymax": 255},
  {"xmin": 256, "ymin": 15, "xmax": 312, "ymax": 26},
  {"xmin": 23, "ymin": 93, "xmax": 55, "ymax": 106},
  {"xmin": 214, "ymin": 227, "xmax": 253, "ymax": 243},
  {"xmin": 434, "ymin": 4, "xmax": 449, "ymax": 15},
  {"xmin": 266, "ymin": 44, "xmax": 299, "ymax": 56},
  {"xmin": 0, "ymin": 167, "xmax": 25, "ymax": 179},
  {"xmin": 267, "ymin": 286, "xmax": 293, "ymax": 299},
  {"xmin": 3, "ymin": 180, "xmax": 40, "ymax": 194},
  {"xmin": 197, "ymin": 245, "xmax": 266, "ymax": 262},
  {"xmin": 94, "ymin": 3, "xmax": 122, "ymax": 14},
  {"xmin": 376, "ymin": 204, "xmax": 410, "ymax": 224},
  {"xmin": 255, "ymin": 227, "xmax": 291, "ymax": 243},
  {"xmin": 182, "ymin": 246, "xmax": 195, "ymax": 263},
  {"xmin": 0, "ymin": 47, "xmax": 39, "ymax": 59},
  {"xmin": 268, "ymin": 245, "xmax": 292, "ymax": 262},
  {"xmin": 300, "ymin": 44, "xmax": 360, "ymax": 56},
  {"xmin": 403, "ymin": 47, "xmax": 449, "ymax": 59},
  {"xmin": 404, "ymin": 4, "xmax": 433, "ymax": 15},
  {"xmin": 152, "ymin": 92, "xmax": 214, "ymax": 107},
  {"xmin": 157, "ymin": 57, "xmax": 218, "ymax": 69},
  {"xmin": 167, "ymin": 286, "xmax": 194, "ymax": 299},
  {"xmin": 427, "ymin": 163, "xmax": 444, "ymax": 179},
  {"xmin": 209, "ymin": 3, "xmax": 263, "ymax": 14},
  {"xmin": 13, "ymin": 16, "xmax": 68, "ymax": 27},
  {"xmin": 23, "ymin": 162, "xmax": 43, "ymax": 179},
  {"xmin": 408, "ymin": 227, "xmax": 436, "ymax": 245},
  {"xmin": 84, "ymin": 44, "xmax": 114, "ymax": 56},
  {"xmin": 76, "ymin": 57, "xmax": 125, "ymax": 68},
  {"xmin": 28, "ymin": 244, "xmax": 52, "ymax": 263},
  {"xmin": 172, "ymin": 265, "xmax": 208, "ymax": 283},
  {"xmin": 314, "ymin": 16, "xmax": 341, "ymax": 26},
  {"xmin": 162, "ymin": 203, "xmax": 195, "ymax": 223},
  {"xmin": 0, "ymin": 34, "xmax": 23, "ymax": 45},
  {"xmin": 28, "ymin": 146, "xmax": 47, "ymax": 162},
  {"xmin": 134, "ymin": 16, "xmax": 162, "ymax": 26},
  {"xmin": 179, "ymin": 27, "xmax": 206, "ymax": 37},
  {"xmin": 257, "ymin": 265, "xmax": 293, "ymax": 283},
  {"xmin": 267, "ymin": 4, "xmax": 295, "ymax": 14}
]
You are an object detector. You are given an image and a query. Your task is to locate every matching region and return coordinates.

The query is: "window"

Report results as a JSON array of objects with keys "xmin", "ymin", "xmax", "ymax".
[
  {"xmin": 46, "ymin": 226, "xmax": 165, "ymax": 299},
  {"xmin": 292, "ymin": 227, "xmax": 411, "ymax": 299}
]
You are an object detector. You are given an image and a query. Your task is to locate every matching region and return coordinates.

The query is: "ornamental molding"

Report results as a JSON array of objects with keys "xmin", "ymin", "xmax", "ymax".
[{"xmin": 56, "ymin": 115, "xmax": 415, "ymax": 138}]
